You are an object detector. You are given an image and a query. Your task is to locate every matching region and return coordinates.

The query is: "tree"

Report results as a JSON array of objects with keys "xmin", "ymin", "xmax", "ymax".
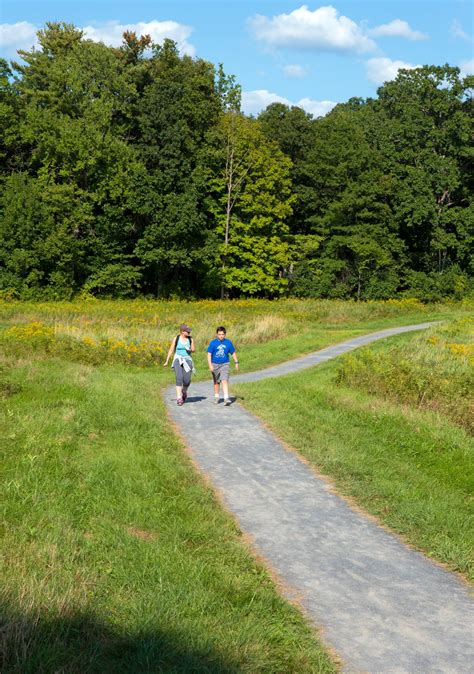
[
  {"xmin": 258, "ymin": 103, "xmax": 315, "ymax": 235},
  {"xmin": 373, "ymin": 65, "xmax": 473, "ymax": 278},
  {"xmin": 204, "ymin": 113, "xmax": 294, "ymax": 296},
  {"xmin": 133, "ymin": 40, "xmax": 223, "ymax": 295}
]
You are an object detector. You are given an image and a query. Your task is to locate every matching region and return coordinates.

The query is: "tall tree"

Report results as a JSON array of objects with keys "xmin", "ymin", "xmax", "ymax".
[
  {"xmin": 204, "ymin": 113, "xmax": 294, "ymax": 297},
  {"xmin": 373, "ymin": 65, "xmax": 473, "ymax": 277},
  {"xmin": 133, "ymin": 40, "xmax": 222, "ymax": 296},
  {"xmin": 258, "ymin": 103, "xmax": 315, "ymax": 235}
]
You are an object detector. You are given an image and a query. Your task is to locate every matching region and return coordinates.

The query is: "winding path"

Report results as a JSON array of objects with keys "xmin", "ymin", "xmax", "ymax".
[{"xmin": 164, "ymin": 323, "xmax": 473, "ymax": 673}]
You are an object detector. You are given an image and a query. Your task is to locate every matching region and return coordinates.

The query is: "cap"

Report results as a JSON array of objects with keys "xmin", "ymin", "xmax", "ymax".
[{"xmin": 180, "ymin": 324, "xmax": 192, "ymax": 332}]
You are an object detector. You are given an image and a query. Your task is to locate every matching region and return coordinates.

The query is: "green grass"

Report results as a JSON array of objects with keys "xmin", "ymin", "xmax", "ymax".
[
  {"xmin": 234, "ymin": 333, "xmax": 474, "ymax": 582},
  {"xmin": 1, "ymin": 358, "xmax": 335, "ymax": 673},
  {"xmin": 1, "ymin": 297, "xmax": 471, "ymax": 375},
  {"xmin": 337, "ymin": 318, "xmax": 473, "ymax": 432},
  {"xmin": 2, "ymin": 299, "xmax": 473, "ymax": 671}
]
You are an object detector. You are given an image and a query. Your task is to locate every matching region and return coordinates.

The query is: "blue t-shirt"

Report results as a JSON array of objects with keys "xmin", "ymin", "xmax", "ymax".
[{"xmin": 207, "ymin": 338, "xmax": 235, "ymax": 364}]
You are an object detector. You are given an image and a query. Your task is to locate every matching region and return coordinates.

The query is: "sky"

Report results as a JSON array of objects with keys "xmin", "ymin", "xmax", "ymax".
[{"xmin": 1, "ymin": 1, "xmax": 473, "ymax": 117}]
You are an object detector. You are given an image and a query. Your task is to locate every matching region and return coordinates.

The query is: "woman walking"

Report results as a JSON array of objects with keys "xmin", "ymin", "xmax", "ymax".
[{"xmin": 164, "ymin": 324, "xmax": 195, "ymax": 406}]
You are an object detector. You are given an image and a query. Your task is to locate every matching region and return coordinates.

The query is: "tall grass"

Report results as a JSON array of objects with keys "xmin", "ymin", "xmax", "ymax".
[
  {"xmin": 337, "ymin": 318, "xmax": 474, "ymax": 432},
  {"xmin": 1, "ymin": 297, "xmax": 471, "ymax": 370}
]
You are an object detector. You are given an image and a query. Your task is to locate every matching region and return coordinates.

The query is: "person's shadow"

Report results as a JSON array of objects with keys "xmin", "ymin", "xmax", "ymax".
[{"xmin": 1, "ymin": 605, "xmax": 241, "ymax": 673}]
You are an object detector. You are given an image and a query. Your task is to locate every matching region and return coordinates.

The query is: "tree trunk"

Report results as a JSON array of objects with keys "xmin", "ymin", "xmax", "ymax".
[{"xmin": 221, "ymin": 136, "xmax": 234, "ymax": 300}]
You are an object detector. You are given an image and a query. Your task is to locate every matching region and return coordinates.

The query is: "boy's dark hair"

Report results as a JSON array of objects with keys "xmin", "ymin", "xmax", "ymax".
[{"xmin": 216, "ymin": 326, "xmax": 226, "ymax": 334}]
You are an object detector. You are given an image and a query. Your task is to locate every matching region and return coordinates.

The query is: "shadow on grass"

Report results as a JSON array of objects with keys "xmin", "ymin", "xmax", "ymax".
[{"xmin": 1, "ymin": 605, "xmax": 241, "ymax": 673}]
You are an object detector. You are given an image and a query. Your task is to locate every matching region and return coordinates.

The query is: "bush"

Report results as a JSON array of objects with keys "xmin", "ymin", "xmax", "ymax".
[
  {"xmin": 83, "ymin": 264, "xmax": 143, "ymax": 298},
  {"xmin": 402, "ymin": 267, "xmax": 473, "ymax": 302}
]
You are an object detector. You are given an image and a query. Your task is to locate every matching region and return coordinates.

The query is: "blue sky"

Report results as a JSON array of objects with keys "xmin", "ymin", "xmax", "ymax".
[{"xmin": 1, "ymin": 1, "xmax": 472, "ymax": 117}]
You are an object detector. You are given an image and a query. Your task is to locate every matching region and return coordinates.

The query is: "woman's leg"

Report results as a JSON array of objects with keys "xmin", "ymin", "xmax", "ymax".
[
  {"xmin": 182, "ymin": 368, "xmax": 192, "ymax": 400},
  {"xmin": 173, "ymin": 362, "xmax": 184, "ymax": 403}
]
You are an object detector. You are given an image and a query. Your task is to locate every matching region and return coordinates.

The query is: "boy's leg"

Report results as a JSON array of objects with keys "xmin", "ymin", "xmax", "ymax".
[
  {"xmin": 222, "ymin": 364, "xmax": 231, "ymax": 404},
  {"xmin": 212, "ymin": 366, "xmax": 220, "ymax": 403},
  {"xmin": 222, "ymin": 380, "xmax": 229, "ymax": 399}
]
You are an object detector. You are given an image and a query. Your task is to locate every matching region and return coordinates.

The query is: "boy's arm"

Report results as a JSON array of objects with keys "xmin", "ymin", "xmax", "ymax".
[
  {"xmin": 232, "ymin": 349, "xmax": 239, "ymax": 370},
  {"xmin": 207, "ymin": 351, "xmax": 213, "ymax": 370}
]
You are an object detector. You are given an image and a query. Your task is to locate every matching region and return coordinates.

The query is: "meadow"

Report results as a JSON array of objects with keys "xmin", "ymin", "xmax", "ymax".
[{"xmin": 1, "ymin": 298, "xmax": 472, "ymax": 672}]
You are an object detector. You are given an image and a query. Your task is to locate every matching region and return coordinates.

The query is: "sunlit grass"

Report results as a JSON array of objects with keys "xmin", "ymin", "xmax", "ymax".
[
  {"xmin": 337, "ymin": 318, "xmax": 473, "ymax": 432},
  {"xmin": 234, "ymin": 325, "xmax": 474, "ymax": 581},
  {"xmin": 1, "ymin": 297, "xmax": 471, "ymax": 370},
  {"xmin": 1, "ymin": 358, "xmax": 335, "ymax": 673},
  {"xmin": 2, "ymin": 298, "xmax": 473, "ymax": 670}
]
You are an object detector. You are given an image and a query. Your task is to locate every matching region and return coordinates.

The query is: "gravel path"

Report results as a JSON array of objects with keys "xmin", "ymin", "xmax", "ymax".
[{"xmin": 164, "ymin": 324, "xmax": 473, "ymax": 673}]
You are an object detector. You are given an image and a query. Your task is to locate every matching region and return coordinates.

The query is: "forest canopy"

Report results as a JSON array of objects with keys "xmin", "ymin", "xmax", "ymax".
[{"xmin": 0, "ymin": 22, "xmax": 472, "ymax": 300}]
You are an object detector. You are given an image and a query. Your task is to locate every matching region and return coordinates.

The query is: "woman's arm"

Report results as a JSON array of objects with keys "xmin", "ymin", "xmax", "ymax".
[
  {"xmin": 190, "ymin": 337, "xmax": 195, "ymax": 353},
  {"xmin": 163, "ymin": 337, "xmax": 177, "ymax": 366}
]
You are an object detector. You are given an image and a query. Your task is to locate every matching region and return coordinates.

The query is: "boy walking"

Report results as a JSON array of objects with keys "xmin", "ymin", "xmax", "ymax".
[{"xmin": 207, "ymin": 326, "xmax": 239, "ymax": 405}]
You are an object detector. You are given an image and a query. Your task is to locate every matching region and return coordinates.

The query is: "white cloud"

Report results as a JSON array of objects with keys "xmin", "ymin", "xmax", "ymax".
[
  {"xmin": 249, "ymin": 5, "xmax": 376, "ymax": 54},
  {"xmin": 0, "ymin": 21, "xmax": 38, "ymax": 54},
  {"xmin": 366, "ymin": 57, "xmax": 421, "ymax": 85},
  {"xmin": 83, "ymin": 20, "xmax": 196, "ymax": 56},
  {"xmin": 297, "ymin": 97, "xmax": 337, "ymax": 117},
  {"xmin": 241, "ymin": 89, "xmax": 337, "ymax": 118},
  {"xmin": 283, "ymin": 64, "xmax": 307, "ymax": 78},
  {"xmin": 0, "ymin": 19, "xmax": 196, "ymax": 58},
  {"xmin": 450, "ymin": 20, "xmax": 470, "ymax": 41},
  {"xmin": 459, "ymin": 59, "xmax": 474, "ymax": 78},
  {"xmin": 241, "ymin": 90, "xmax": 289, "ymax": 115},
  {"xmin": 369, "ymin": 19, "xmax": 427, "ymax": 41}
]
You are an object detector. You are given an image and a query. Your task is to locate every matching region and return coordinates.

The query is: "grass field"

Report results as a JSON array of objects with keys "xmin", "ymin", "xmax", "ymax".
[
  {"xmin": 234, "ymin": 321, "xmax": 474, "ymax": 582},
  {"xmin": 1, "ymin": 298, "xmax": 472, "ymax": 671}
]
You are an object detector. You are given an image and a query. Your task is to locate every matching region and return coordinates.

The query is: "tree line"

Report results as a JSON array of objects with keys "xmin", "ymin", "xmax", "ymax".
[{"xmin": 0, "ymin": 22, "xmax": 472, "ymax": 300}]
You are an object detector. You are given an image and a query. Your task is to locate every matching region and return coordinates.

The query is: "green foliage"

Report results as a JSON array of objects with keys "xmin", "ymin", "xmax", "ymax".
[
  {"xmin": 0, "ymin": 24, "xmax": 472, "ymax": 300},
  {"xmin": 204, "ymin": 113, "xmax": 294, "ymax": 296},
  {"xmin": 82, "ymin": 263, "xmax": 143, "ymax": 298},
  {"xmin": 402, "ymin": 266, "xmax": 474, "ymax": 302}
]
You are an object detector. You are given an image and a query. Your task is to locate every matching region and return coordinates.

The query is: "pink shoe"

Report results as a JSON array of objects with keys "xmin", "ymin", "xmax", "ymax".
[{"xmin": 177, "ymin": 398, "xmax": 184, "ymax": 406}]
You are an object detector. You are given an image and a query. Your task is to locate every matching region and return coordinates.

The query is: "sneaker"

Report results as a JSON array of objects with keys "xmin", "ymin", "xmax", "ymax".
[
  {"xmin": 213, "ymin": 396, "xmax": 220, "ymax": 404},
  {"xmin": 224, "ymin": 398, "xmax": 231, "ymax": 406},
  {"xmin": 177, "ymin": 398, "xmax": 184, "ymax": 406},
  {"xmin": 182, "ymin": 389, "xmax": 187, "ymax": 402}
]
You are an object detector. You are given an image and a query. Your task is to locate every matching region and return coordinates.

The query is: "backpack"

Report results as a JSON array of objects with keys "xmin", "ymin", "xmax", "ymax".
[{"xmin": 174, "ymin": 334, "xmax": 192, "ymax": 355}]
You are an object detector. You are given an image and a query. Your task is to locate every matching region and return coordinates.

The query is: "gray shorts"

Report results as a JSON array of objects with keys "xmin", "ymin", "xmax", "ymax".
[{"xmin": 212, "ymin": 362, "xmax": 230, "ymax": 383}]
